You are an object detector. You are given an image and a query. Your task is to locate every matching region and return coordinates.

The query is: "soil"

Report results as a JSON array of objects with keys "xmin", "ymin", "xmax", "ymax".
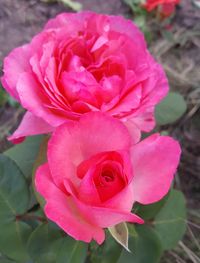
[{"xmin": 0, "ymin": 0, "xmax": 199, "ymax": 262}]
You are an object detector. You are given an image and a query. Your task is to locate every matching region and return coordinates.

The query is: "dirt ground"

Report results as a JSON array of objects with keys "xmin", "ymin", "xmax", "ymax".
[{"xmin": 0, "ymin": 0, "xmax": 199, "ymax": 262}]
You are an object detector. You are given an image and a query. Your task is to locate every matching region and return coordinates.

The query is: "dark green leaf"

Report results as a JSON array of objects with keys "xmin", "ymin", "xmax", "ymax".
[
  {"xmin": 0, "ymin": 154, "xmax": 31, "ymax": 262},
  {"xmin": 27, "ymin": 223, "xmax": 61, "ymax": 262},
  {"xmin": 0, "ymin": 255, "xmax": 16, "ymax": 263},
  {"xmin": 0, "ymin": 154, "xmax": 30, "ymax": 222},
  {"xmin": 134, "ymin": 192, "xmax": 169, "ymax": 220},
  {"xmin": 154, "ymin": 189, "xmax": 187, "ymax": 250},
  {"xmin": 118, "ymin": 225, "xmax": 163, "ymax": 263},
  {"xmin": 0, "ymin": 221, "xmax": 31, "ymax": 262},
  {"xmin": 90, "ymin": 231, "xmax": 122, "ymax": 263},
  {"xmin": 55, "ymin": 237, "xmax": 87, "ymax": 263},
  {"xmin": 155, "ymin": 92, "xmax": 187, "ymax": 125},
  {"xmin": 27, "ymin": 223, "xmax": 87, "ymax": 263},
  {"xmin": 5, "ymin": 136, "xmax": 43, "ymax": 178},
  {"xmin": 0, "ymin": 259, "xmax": 16, "ymax": 263}
]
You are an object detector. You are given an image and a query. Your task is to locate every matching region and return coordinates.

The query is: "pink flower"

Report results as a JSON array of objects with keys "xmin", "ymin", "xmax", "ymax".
[
  {"xmin": 143, "ymin": 0, "xmax": 180, "ymax": 17},
  {"xmin": 1, "ymin": 12, "xmax": 168, "ymax": 143},
  {"xmin": 35, "ymin": 112, "xmax": 181, "ymax": 244}
]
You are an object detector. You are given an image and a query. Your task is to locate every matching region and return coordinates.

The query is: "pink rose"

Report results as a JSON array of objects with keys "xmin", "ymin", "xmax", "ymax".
[
  {"xmin": 1, "ymin": 12, "xmax": 168, "ymax": 143},
  {"xmin": 35, "ymin": 112, "xmax": 181, "ymax": 244}
]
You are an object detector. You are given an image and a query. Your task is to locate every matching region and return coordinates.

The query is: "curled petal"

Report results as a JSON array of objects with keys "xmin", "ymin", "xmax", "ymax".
[{"xmin": 35, "ymin": 163, "xmax": 105, "ymax": 244}]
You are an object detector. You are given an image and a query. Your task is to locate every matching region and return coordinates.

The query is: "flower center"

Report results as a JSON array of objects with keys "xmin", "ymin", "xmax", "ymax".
[{"xmin": 101, "ymin": 169, "xmax": 115, "ymax": 183}]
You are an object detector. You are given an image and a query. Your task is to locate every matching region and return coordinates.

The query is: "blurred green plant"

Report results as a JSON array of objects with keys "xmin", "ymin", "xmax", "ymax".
[
  {"xmin": 0, "ymin": 86, "xmax": 7, "ymax": 107},
  {"xmin": 123, "ymin": 0, "xmax": 152, "ymax": 42},
  {"xmin": 0, "ymin": 84, "xmax": 19, "ymax": 108}
]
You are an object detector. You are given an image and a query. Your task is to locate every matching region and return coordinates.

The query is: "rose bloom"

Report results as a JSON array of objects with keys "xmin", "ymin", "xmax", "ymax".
[
  {"xmin": 1, "ymin": 11, "xmax": 168, "ymax": 143},
  {"xmin": 35, "ymin": 112, "xmax": 181, "ymax": 244},
  {"xmin": 143, "ymin": 0, "xmax": 180, "ymax": 17}
]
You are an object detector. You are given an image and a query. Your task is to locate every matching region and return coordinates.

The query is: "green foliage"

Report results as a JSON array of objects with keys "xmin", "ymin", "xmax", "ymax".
[
  {"xmin": 155, "ymin": 92, "xmax": 187, "ymax": 125},
  {"xmin": 0, "ymin": 84, "xmax": 18, "ymax": 108},
  {"xmin": 55, "ymin": 238, "xmax": 87, "ymax": 263},
  {"xmin": 0, "ymin": 87, "xmax": 7, "ymax": 107},
  {"xmin": 134, "ymin": 192, "xmax": 169, "ymax": 220},
  {"xmin": 0, "ymin": 155, "xmax": 30, "ymax": 222},
  {"xmin": 154, "ymin": 189, "xmax": 187, "ymax": 250},
  {"xmin": 0, "ymin": 222, "xmax": 32, "ymax": 263},
  {"xmin": 123, "ymin": 0, "xmax": 152, "ymax": 42},
  {"xmin": 27, "ymin": 223, "xmax": 61, "ymax": 262},
  {"xmin": 90, "ymin": 231, "xmax": 122, "ymax": 263},
  {"xmin": 0, "ymin": 258, "xmax": 16, "ymax": 263},
  {"xmin": 27, "ymin": 223, "xmax": 88, "ymax": 263},
  {"xmin": 0, "ymin": 154, "xmax": 31, "ymax": 262},
  {"xmin": 118, "ymin": 225, "xmax": 163, "ymax": 263},
  {"xmin": 123, "ymin": 0, "xmax": 145, "ymax": 12},
  {"xmin": 5, "ymin": 136, "xmax": 43, "ymax": 179}
]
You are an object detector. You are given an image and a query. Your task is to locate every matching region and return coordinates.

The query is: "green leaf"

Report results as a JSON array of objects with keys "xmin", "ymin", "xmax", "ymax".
[
  {"xmin": 154, "ymin": 189, "xmax": 187, "ymax": 250},
  {"xmin": 5, "ymin": 136, "xmax": 43, "ymax": 178},
  {"xmin": 0, "ymin": 221, "xmax": 31, "ymax": 263},
  {"xmin": 0, "ymin": 154, "xmax": 30, "ymax": 222},
  {"xmin": 134, "ymin": 192, "xmax": 169, "ymax": 220},
  {"xmin": 109, "ymin": 223, "xmax": 130, "ymax": 252},
  {"xmin": 155, "ymin": 92, "xmax": 187, "ymax": 125},
  {"xmin": 0, "ymin": 258, "xmax": 16, "ymax": 263},
  {"xmin": 0, "ymin": 154, "xmax": 31, "ymax": 262},
  {"xmin": 118, "ymin": 225, "xmax": 163, "ymax": 263},
  {"xmin": 90, "ymin": 231, "xmax": 122, "ymax": 263},
  {"xmin": 27, "ymin": 223, "xmax": 61, "ymax": 262},
  {"xmin": 0, "ymin": 87, "xmax": 7, "ymax": 107},
  {"xmin": 27, "ymin": 223, "xmax": 88, "ymax": 263},
  {"xmin": 55, "ymin": 237, "xmax": 87, "ymax": 263}
]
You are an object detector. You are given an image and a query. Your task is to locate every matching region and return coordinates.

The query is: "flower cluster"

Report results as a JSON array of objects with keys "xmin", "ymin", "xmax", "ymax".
[{"xmin": 1, "ymin": 12, "xmax": 181, "ymax": 244}]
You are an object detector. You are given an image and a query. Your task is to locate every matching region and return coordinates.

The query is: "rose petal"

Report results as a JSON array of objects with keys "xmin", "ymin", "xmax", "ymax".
[
  {"xmin": 8, "ymin": 111, "xmax": 54, "ymax": 143},
  {"xmin": 35, "ymin": 163, "xmax": 105, "ymax": 244},
  {"xmin": 16, "ymin": 72, "xmax": 66, "ymax": 127},
  {"xmin": 78, "ymin": 112, "xmax": 132, "ymax": 158},
  {"xmin": 131, "ymin": 134, "xmax": 181, "ymax": 204},
  {"xmin": 78, "ymin": 165, "xmax": 102, "ymax": 205},
  {"xmin": 64, "ymin": 178, "xmax": 144, "ymax": 228},
  {"xmin": 1, "ymin": 45, "xmax": 31, "ymax": 100},
  {"xmin": 47, "ymin": 112, "xmax": 132, "ymax": 189}
]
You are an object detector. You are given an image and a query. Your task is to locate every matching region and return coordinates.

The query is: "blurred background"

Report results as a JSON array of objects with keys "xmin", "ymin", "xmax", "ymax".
[{"xmin": 0, "ymin": 0, "xmax": 199, "ymax": 262}]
